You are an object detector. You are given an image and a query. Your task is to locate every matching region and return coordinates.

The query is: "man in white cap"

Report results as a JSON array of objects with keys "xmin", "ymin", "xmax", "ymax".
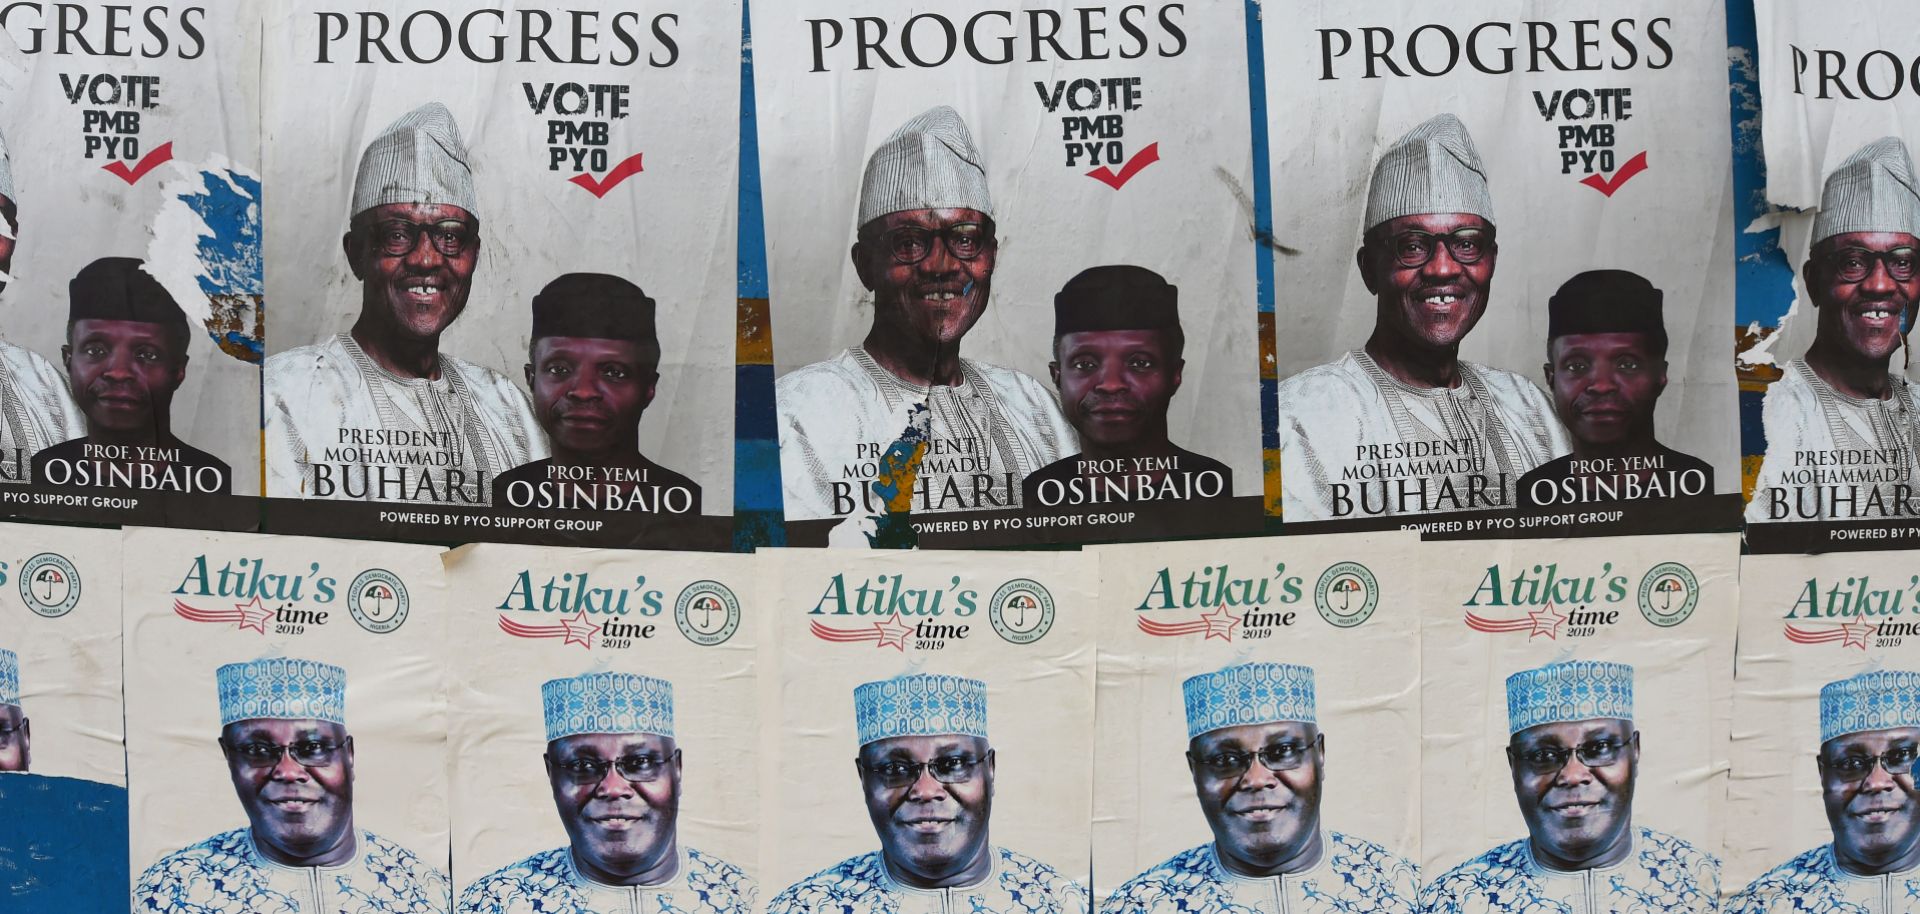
[
  {"xmin": 458, "ymin": 672, "xmax": 754, "ymax": 914},
  {"xmin": 1748, "ymin": 137, "xmax": 1920, "ymax": 523},
  {"xmin": 769, "ymin": 673, "xmax": 1087, "ymax": 914},
  {"xmin": 775, "ymin": 106, "xmax": 1076, "ymax": 522},
  {"xmin": 1728, "ymin": 670, "xmax": 1920, "ymax": 912},
  {"xmin": 134, "ymin": 657, "xmax": 450, "ymax": 913},
  {"xmin": 0, "ymin": 648, "xmax": 27, "ymax": 772},
  {"xmin": 1274, "ymin": 113, "xmax": 1567, "ymax": 522},
  {"xmin": 1101, "ymin": 663, "xmax": 1417, "ymax": 914},
  {"xmin": 265, "ymin": 102, "xmax": 545, "ymax": 506},
  {"xmin": 0, "ymin": 124, "xmax": 86, "ymax": 480},
  {"xmin": 1421, "ymin": 661, "xmax": 1718, "ymax": 913}
]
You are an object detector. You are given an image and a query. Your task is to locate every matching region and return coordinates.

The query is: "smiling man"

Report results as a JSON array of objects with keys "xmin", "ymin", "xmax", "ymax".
[
  {"xmin": 134, "ymin": 657, "xmax": 449, "ymax": 913},
  {"xmin": 769, "ymin": 673, "xmax": 1086, "ymax": 914},
  {"xmin": 1274, "ymin": 113, "xmax": 1567, "ymax": 522},
  {"xmin": 459, "ymin": 672, "xmax": 753, "ymax": 914},
  {"xmin": 265, "ymin": 102, "xmax": 544, "ymax": 506},
  {"xmin": 0, "ymin": 125, "xmax": 85, "ymax": 477},
  {"xmin": 1101, "ymin": 663, "xmax": 1417, "ymax": 914},
  {"xmin": 1422, "ymin": 661, "xmax": 1717, "ymax": 913},
  {"xmin": 0, "ymin": 648, "xmax": 26, "ymax": 773}
]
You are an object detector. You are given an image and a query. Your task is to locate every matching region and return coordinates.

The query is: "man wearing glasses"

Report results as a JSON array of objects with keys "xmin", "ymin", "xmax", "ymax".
[
  {"xmin": 1422, "ymin": 661, "xmax": 1718, "ymax": 913},
  {"xmin": 0, "ymin": 126, "xmax": 85, "ymax": 479},
  {"xmin": 1728, "ymin": 670, "xmax": 1920, "ymax": 912},
  {"xmin": 1273, "ymin": 113, "xmax": 1567, "ymax": 522},
  {"xmin": 769, "ymin": 673, "xmax": 1087, "ymax": 914},
  {"xmin": 0, "ymin": 648, "xmax": 27, "ymax": 772},
  {"xmin": 135, "ymin": 657, "xmax": 450, "ymax": 912},
  {"xmin": 266, "ymin": 102, "xmax": 545, "ymax": 506},
  {"xmin": 775, "ymin": 106, "xmax": 1076, "ymax": 521},
  {"xmin": 459, "ymin": 672, "xmax": 753, "ymax": 914},
  {"xmin": 1748, "ymin": 136, "xmax": 1920, "ymax": 523},
  {"xmin": 1100, "ymin": 663, "xmax": 1417, "ymax": 914}
]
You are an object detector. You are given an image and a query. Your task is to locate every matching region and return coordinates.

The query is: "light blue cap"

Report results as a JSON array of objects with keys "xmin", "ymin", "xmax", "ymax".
[
  {"xmin": 1506, "ymin": 660, "xmax": 1633, "ymax": 734},
  {"xmin": 1182, "ymin": 662, "xmax": 1316, "ymax": 740},
  {"xmin": 542, "ymin": 672, "xmax": 674, "ymax": 743},
  {"xmin": 0, "ymin": 648, "xmax": 17, "ymax": 708},
  {"xmin": 1821, "ymin": 670, "xmax": 1920, "ymax": 744},
  {"xmin": 216, "ymin": 658, "xmax": 346, "ymax": 727},
  {"xmin": 855, "ymin": 674, "xmax": 987, "ymax": 746}
]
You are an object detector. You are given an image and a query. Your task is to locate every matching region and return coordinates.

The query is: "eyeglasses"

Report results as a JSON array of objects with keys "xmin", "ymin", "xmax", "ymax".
[
  {"xmin": 1512, "ymin": 739, "xmax": 1627, "ymax": 775},
  {"xmin": 0, "ymin": 724, "xmax": 20, "ymax": 747},
  {"xmin": 1821, "ymin": 746, "xmax": 1920, "ymax": 782},
  {"xmin": 554, "ymin": 750, "xmax": 679, "ymax": 786},
  {"xmin": 1189, "ymin": 742, "xmax": 1317, "ymax": 779},
  {"xmin": 861, "ymin": 754, "xmax": 989, "ymax": 789},
  {"xmin": 1824, "ymin": 246, "xmax": 1918, "ymax": 284},
  {"xmin": 878, "ymin": 223, "xmax": 990, "ymax": 266},
  {"xmin": 1382, "ymin": 228, "xmax": 1494, "ymax": 268},
  {"xmin": 365, "ymin": 219, "xmax": 478, "ymax": 258},
  {"xmin": 230, "ymin": 740, "xmax": 346, "ymax": 769}
]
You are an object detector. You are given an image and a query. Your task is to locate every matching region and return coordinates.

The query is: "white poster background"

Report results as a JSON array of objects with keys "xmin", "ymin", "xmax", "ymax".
[{"xmin": 0, "ymin": 522, "xmax": 123, "ymax": 785}]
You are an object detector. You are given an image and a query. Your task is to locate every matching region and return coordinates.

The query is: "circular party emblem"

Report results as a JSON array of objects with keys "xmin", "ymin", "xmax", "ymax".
[
  {"xmin": 346, "ymin": 569, "xmax": 410, "ymax": 634},
  {"xmin": 19, "ymin": 553, "xmax": 80, "ymax": 618},
  {"xmin": 988, "ymin": 579, "xmax": 1055, "ymax": 645},
  {"xmin": 1638, "ymin": 562, "xmax": 1699, "ymax": 628},
  {"xmin": 1314, "ymin": 562, "xmax": 1379, "ymax": 628},
  {"xmin": 675, "ymin": 581, "xmax": 742, "ymax": 646}
]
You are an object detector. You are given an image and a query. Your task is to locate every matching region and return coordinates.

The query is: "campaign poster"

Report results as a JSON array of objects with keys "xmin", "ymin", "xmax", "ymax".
[
  {"xmin": 260, "ymin": 0, "xmax": 739, "ymax": 549},
  {"xmin": 0, "ymin": 1, "xmax": 262, "ymax": 530},
  {"xmin": 1090, "ymin": 531, "xmax": 1423, "ymax": 912},
  {"xmin": 1725, "ymin": 550, "xmax": 1920, "ymax": 909},
  {"xmin": 121, "ymin": 527, "xmax": 451, "ymax": 913},
  {"xmin": 1419, "ymin": 533, "xmax": 1735, "ymax": 913},
  {"xmin": 750, "ymin": 1, "xmax": 1265, "ymax": 547},
  {"xmin": 442, "ymin": 542, "xmax": 760, "ymax": 913},
  {"xmin": 758, "ymin": 548, "xmax": 1094, "ymax": 914},
  {"xmin": 0, "ymin": 522, "xmax": 127, "ymax": 912},
  {"xmin": 1742, "ymin": 2, "xmax": 1920, "ymax": 552},
  {"xmin": 1264, "ymin": 1, "xmax": 1741, "ymax": 539}
]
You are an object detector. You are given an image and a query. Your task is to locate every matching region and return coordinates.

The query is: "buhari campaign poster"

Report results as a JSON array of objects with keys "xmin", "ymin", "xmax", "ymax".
[
  {"xmin": 1088, "ymin": 531, "xmax": 1423, "ymax": 913},
  {"xmin": 1263, "ymin": 0, "xmax": 1741, "ymax": 539},
  {"xmin": 1418, "ymin": 533, "xmax": 1736, "ymax": 914},
  {"xmin": 0, "ymin": 522, "xmax": 128, "ymax": 911},
  {"xmin": 756, "ymin": 548, "xmax": 1095, "ymax": 914},
  {"xmin": 1724, "ymin": 550, "xmax": 1920, "ymax": 910},
  {"xmin": 441, "ymin": 542, "xmax": 760, "ymax": 914},
  {"xmin": 1742, "ymin": 1, "xmax": 1920, "ymax": 553},
  {"xmin": 260, "ymin": 0, "xmax": 739, "ymax": 550},
  {"xmin": 120, "ymin": 527, "xmax": 452, "ymax": 914},
  {"xmin": 0, "ymin": 1, "xmax": 262, "ymax": 531},
  {"xmin": 750, "ymin": 0, "xmax": 1266, "ymax": 548}
]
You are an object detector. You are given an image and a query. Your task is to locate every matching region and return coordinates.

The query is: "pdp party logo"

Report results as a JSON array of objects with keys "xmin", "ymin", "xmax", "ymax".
[
  {"xmin": 674, "ymin": 581, "xmax": 741, "ymax": 646},
  {"xmin": 1314, "ymin": 562, "xmax": 1377, "ymax": 629},
  {"xmin": 18, "ymin": 553, "xmax": 80, "ymax": 618},
  {"xmin": 987, "ymin": 579, "xmax": 1055, "ymax": 645},
  {"xmin": 1637, "ymin": 563, "xmax": 1698, "ymax": 628},
  {"xmin": 346, "ymin": 569, "xmax": 410, "ymax": 634}
]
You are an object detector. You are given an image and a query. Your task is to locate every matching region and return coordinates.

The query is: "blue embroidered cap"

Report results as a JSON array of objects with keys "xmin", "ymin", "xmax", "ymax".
[
  {"xmin": 1182, "ymin": 662, "xmax": 1316, "ymax": 740},
  {"xmin": 0, "ymin": 648, "xmax": 17, "ymax": 708},
  {"xmin": 542, "ymin": 672, "xmax": 674, "ymax": 743},
  {"xmin": 1820, "ymin": 670, "xmax": 1920, "ymax": 744},
  {"xmin": 1506, "ymin": 660, "xmax": 1633, "ymax": 734},
  {"xmin": 854, "ymin": 674, "xmax": 988, "ymax": 746},
  {"xmin": 216, "ymin": 657, "xmax": 347, "ymax": 727}
]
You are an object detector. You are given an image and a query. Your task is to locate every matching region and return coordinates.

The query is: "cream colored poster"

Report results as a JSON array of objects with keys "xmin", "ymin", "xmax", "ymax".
[
  {"xmin": 759, "ymin": 548, "xmax": 1093, "ymax": 914},
  {"xmin": 1419, "ymin": 533, "xmax": 1736, "ymax": 913},
  {"xmin": 442, "ymin": 543, "xmax": 760, "ymax": 914},
  {"xmin": 1090, "ymin": 531, "xmax": 1422, "ymax": 914},
  {"xmin": 121, "ymin": 527, "xmax": 451, "ymax": 913}
]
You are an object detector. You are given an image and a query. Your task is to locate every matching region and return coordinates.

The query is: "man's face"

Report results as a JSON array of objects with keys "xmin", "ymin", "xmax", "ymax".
[
  {"xmin": 1808, "ymin": 232, "xmax": 1920, "ymax": 363},
  {"xmin": 526, "ymin": 337, "xmax": 658, "ymax": 459},
  {"xmin": 220, "ymin": 719, "xmax": 354, "ymax": 862},
  {"xmin": 1358, "ymin": 213, "xmax": 1497, "ymax": 351},
  {"xmin": 0, "ymin": 704, "xmax": 28, "ymax": 772},
  {"xmin": 1820, "ymin": 727, "xmax": 1920, "ymax": 872},
  {"xmin": 1050, "ymin": 329, "xmax": 1182, "ymax": 452},
  {"xmin": 1545, "ymin": 333, "xmax": 1667, "ymax": 449},
  {"xmin": 63, "ymin": 319, "xmax": 187, "ymax": 435},
  {"xmin": 1187, "ymin": 722, "xmax": 1323, "ymax": 871},
  {"xmin": 546, "ymin": 733, "xmax": 681, "ymax": 881},
  {"xmin": 345, "ymin": 202, "xmax": 479, "ymax": 343},
  {"xmin": 1507, "ymin": 719, "xmax": 1638, "ymax": 865},
  {"xmin": 853, "ymin": 209, "xmax": 996, "ymax": 351},
  {"xmin": 858, "ymin": 734, "xmax": 994, "ymax": 884}
]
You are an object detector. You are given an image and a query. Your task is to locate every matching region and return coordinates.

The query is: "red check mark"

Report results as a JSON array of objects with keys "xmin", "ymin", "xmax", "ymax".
[
  {"xmin": 1086, "ymin": 142, "xmax": 1160, "ymax": 190},
  {"xmin": 569, "ymin": 152, "xmax": 644, "ymax": 198},
  {"xmin": 1579, "ymin": 151, "xmax": 1648, "ymax": 197},
  {"xmin": 101, "ymin": 141, "xmax": 172, "ymax": 185}
]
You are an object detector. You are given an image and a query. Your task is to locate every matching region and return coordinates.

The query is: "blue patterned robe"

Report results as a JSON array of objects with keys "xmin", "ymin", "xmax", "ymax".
[
  {"xmin": 1727, "ymin": 845, "xmax": 1920, "ymax": 914},
  {"xmin": 1099, "ymin": 831, "xmax": 1419, "ymax": 914},
  {"xmin": 769, "ymin": 846, "xmax": 1088, "ymax": 914},
  {"xmin": 457, "ymin": 846, "xmax": 754, "ymax": 914},
  {"xmin": 134, "ymin": 827, "xmax": 450, "ymax": 913},
  {"xmin": 1419, "ymin": 827, "xmax": 1718, "ymax": 914}
]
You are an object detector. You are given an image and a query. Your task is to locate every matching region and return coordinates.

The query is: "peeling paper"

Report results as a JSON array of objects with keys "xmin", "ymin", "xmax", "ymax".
[{"xmin": 146, "ymin": 157, "xmax": 264, "ymax": 364}]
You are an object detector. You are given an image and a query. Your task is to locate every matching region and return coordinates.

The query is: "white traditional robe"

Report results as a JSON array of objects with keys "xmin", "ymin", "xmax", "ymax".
[
  {"xmin": 458, "ymin": 846, "xmax": 754, "ymax": 914},
  {"xmin": 1745, "ymin": 359, "xmax": 1920, "ymax": 523},
  {"xmin": 1419, "ymin": 827, "xmax": 1719, "ymax": 914},
  {"xmin": 1728, "ymin": 844, "xmax": 1920, "ymax": 914},
  {"xmin": 768, "ymin": 846, "xmax": 1087, "ymax": 914},
  {"xmin": 133, "ymin": 827, "xmax": 450, "ymax": 914},
  {"xmin": 0, "ymin": 339, "xmax": 82, "ymax": 480},
  {"xmin": 1100, "ymin": 832, "xmax": 1419, "ymax": 914}
]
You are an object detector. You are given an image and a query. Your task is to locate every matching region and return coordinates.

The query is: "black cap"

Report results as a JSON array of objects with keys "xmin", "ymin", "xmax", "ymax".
[
  {"xmin": 67, "ymin": 257, "xmax": 188, "ymax": 327},
  {"xmin": 530, "ymin": 273, "xmax": 658, "ymax": 343},
  {"xmin": 1053, "ymin": 265, "xmax": 1179, "ymax": 336},
  {"xmin": 1547, "ymin": 270, "xmax": 1665, "ymax": 341}
]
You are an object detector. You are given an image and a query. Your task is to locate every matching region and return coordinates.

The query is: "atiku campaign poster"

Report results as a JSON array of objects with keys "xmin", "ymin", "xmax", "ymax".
[
  {"xmin": 750, "ymin": 0, "xmax": 1265, "ymax": 547},
  {"xmin": 1417, "ymin": 533, "xmax": 1736, "ymax": 914},
  {"xmin": 260, "ymin": 0, "xmax": 739, "ymax": 549},
  {"xmin": 0, "ymin": 522, "xmax": 128, "ymax": 912},
  {"xmin": 1724, "ymin": 550, "xmax": 1920, "ymax": 910},
  {"xmin": 442, "ymin": 542, "xmax": 760, "ymax": 914},
  {"xmin": 0, "ymin": 1, "xmax": 262, "ymax": 530},
  {"xmin": 1089, "ymin": 531, "xmax": 1423, "ymax": 913},
  {"xmin": 120, "ymin": 527, "xmax": 452, "ymax": 913},
  {"xmin": 1742, "ymin": 1, "xmax": 1920, "ymax": 553},
  {"xmin": 757, "ymin": 547, "xmax": 1094, "ymax": 914},
  {"xmin": 1263, "ymin": 0, "xmax": 1741, "ymax": 539}
]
